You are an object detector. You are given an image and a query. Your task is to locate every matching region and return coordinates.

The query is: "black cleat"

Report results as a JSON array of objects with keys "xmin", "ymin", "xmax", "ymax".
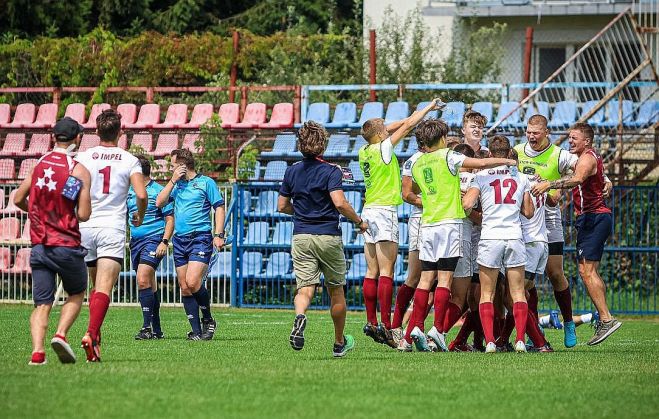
[
  {"xmin": 289, "ymin": 314, "xmax": 307, "ymax": 350},
  {"xmin": 134, "ymin": 327, "xmax": 154, "ymax": 340},
  {"xmin": 201, "ymin": 318, "xmax": 217, "ymax": 340},
  {"xmin": 376, "ymin": 324, "xmax": 397, "ymax": 349},
  {"xmin": 187, "ymin": 331, "xmax": 202, "ymax": 341},
  {"xmin": 363, "ymin": 323, "xmax": 384, "ymax": 344},
  {"xmin": 152, "ymin": 331, "xmax": 165, "ymax": 339}
]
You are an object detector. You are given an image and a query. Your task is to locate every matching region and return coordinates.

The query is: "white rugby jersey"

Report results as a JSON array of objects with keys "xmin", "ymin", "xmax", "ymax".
[
  {"xmin": 469, "ymin": 165, "xmax": 530, "ymax": 240},
  {"xmin": 76, "ymin": 146, "xmax": 141, "ymax": 231},
  {"xmin": 460, "ymin": 171, "xmax": 475, "ymax": 237},
  {"xmin": 402, "ymin": 151, "xmax": 423, "ymax": 218},
  {"xmin": 521, "ymin": 176, "xmax": 548, "ymax": 243}
]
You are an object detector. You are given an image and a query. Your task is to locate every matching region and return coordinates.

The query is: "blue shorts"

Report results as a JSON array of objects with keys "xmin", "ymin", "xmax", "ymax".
[
  {"xmin": 130, "ymin": 236, "xmax": 164, "ymax": 271},
  {"xmin": 575, "ymin": 212, "xmax": 612, "ymax": 261},
  {"xmin": 31, "ymin": 245, "xmax": 88, "ymax": 306},
  {"xmin": 173, "ymin": 232, "xmax": 213, "ymax": 267}
]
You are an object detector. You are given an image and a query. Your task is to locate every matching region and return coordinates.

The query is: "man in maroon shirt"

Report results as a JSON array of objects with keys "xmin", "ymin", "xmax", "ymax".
[
  {"xmin": 532, "ymin": 122, "xmax": 621, "ymax": 346},
  {"xmin": 14, "ymin": 117, "xmax": 92, "ymax": 365}
]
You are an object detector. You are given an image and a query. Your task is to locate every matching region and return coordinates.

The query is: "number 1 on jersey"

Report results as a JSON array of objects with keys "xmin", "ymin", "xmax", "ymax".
[{"xmin": 99, "ymin": 166, "xmax": 111, "ymax": 194}]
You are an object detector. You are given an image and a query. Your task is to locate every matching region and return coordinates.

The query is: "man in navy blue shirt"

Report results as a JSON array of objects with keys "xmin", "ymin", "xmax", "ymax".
[
  {"xmin": 156, "ymin": 149, "xmax": 225, "ymax": 341},
  {"xmin": 278, "ymin": 121, "xmax": 367, "ymax": 358}
]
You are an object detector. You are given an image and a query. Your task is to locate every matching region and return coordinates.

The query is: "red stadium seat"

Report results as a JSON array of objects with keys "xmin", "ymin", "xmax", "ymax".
[
  {"xmin": 219, "ymin": 103, "xmax": 240, "ymax": 128},
  {"xmin": 64, "ymin": 103, "xmax": 86, "ymax": 124},
  {"xmin": 82, "ymin": 103, "xmax": 111, "ymax": 129},
  {"xmin": 0, "ymin": 134, "xmax": 26, "ymax": 156},
  {"xmin": 8, "ymin": 247, "xmax": 31, "ymax": 274},
  {"xmin": 231, "ymin": 103, "xmax": 267, "ymax": 129},
  {"xmin": 182, "ymin": 134, "xmax": 203, "ymax": 153},
  {"xmin": 0, "ymin": 104, "xmax": 10, "ymax": 127},
  {"xmin": 20, "ymin": 218, "xmax": 30, "ymax": 243},
  {"xmin": 22, "ymin": 134, "xmax": 51, "ymax": 157},
  {"xmin": 28, "ymin": 103, "xmax": 58, "ymax": 129},
  {"xmin": 131, "ymin": 134, "xmax": 154, "ymax": 153},
  {"xmin": 117, "ymin": 134, "xmax": 128, "ymax": 150},
  {"xmin": 0, "ymin": 189, "xmax": 5, "ymax": 211},
  {"xmin": 260, "ymin": 103, "xmax": 294, "ymax": 129},
  {"xmin": 156, "ymin": 104, "xmax": 188, "ymax": 129},
  {"xmin": 18, "ymin": 159, "xmax": 38, "ymax": 180},
  {"xmin": 181, "ymin": 104, "xmax": 213, "ymax": 129},
  {"xmin": 0, "ymin": 248, "xmax": 9, "ymax": 271},
  {"xmin": 0, "ymin": 190, "xmax": 24, "ymax": 215},
  {"xmin": 153, "ymin": 134, "xmax": 178, "ymax": 157},
  {"xmin": 0, "ymin": 217, "xmax": 20, "ymax": 241},
  {"xmin": 79, "ymin": 134, "xmax": 100, "ymax": 152},
  {"xmin": 125, "ymin": 104, "xmax": 160, "ymax": 129},
  {"xmin": 0, "ymin": 160, "xmax": 16, "ymax": 180},
  {"xmin": 7, "ymin": 103, "xmax": 36, "ymax": 128},
  {"xmin": 117, "ymin": 104, "xmax": 137, "ymax": 128}
]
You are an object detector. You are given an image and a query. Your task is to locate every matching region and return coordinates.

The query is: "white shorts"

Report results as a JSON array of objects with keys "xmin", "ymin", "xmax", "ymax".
[
  {"xmin": 419, "ymin": 223, "xmax": 462, "ymax": 263},
  {"xmin": 477, "ymin": 239, "xmax": 526, "ymax": 269},
  {"xmin": 81, "ymin": 227, "xmax": 126, "ymax": 263},
  {"xmin": 454, "ymin": 239, "xmax": 473, "ymax": 278},
  {"xmin": 546, "ymin": 217, "xmax": 564, "ymax": 244},
  {"xmin": 408, "ymin": 216, "xmax": 422, "ymax": 252},
  {"xmin": 525, "ymin": 241, "xmax": 549, "ymax": 275},
  {"xmin": 362, "ymin": 207, "xmax": 399, "ymax": 244}
]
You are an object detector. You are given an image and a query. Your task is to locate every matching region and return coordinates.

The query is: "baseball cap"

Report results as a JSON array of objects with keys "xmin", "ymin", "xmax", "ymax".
[{"xmin": 53, "ymin": 117, "xmax": 84, "ymax": 141}]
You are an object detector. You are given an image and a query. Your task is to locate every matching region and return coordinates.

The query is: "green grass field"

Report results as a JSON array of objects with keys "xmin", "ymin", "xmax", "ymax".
[{"xmin": 1, "ymin": 304, "xmax": 657, "ymax": 419}]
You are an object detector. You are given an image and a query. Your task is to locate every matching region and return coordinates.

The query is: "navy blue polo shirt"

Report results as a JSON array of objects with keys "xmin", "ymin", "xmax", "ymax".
[{"xmin": 279, "ymin": 157, "xmax": 343, "ymax": 236}]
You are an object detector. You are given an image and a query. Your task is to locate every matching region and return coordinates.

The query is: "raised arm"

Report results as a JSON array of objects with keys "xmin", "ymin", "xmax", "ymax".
[
  {"xmin": 531, "ymin": 153, "xmax": 597, "ymax": 196},
  {"xmin": 71, "ymin": 163, "xmax": 92, "ymax": 221},
  {"xmin": 389, "ymin": 98, "xmax": 444, "ymax": 146},
  {"xmin": 462, "ymin": 157, "xmax": 517, "ymax": 170}
]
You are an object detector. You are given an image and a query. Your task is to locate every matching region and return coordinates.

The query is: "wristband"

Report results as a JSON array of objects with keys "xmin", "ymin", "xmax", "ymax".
[{"xmin": 214, "ymin": 232, "xmax": 225, "ymax": 239}]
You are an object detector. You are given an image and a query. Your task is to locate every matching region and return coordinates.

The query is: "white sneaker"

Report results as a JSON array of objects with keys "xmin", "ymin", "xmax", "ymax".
[
  {"xmin": 485, "ymin": 342, "xmax": 497, "ymax": 353},
  {"xmin": 514, "ymin": 340, "xmax": 527, "ymax": 353},
  {"xmin": 427, "ymin": 326, "xmax": 448, "ymax": 352},
  {"xmin": 410, "ymin": 326, "xmax": 430, "ymax": 352},
  {"xmin": 391, "ymin": 327, "xmax": 404, "ymax": 343},
  {"xmin": 397, "ymin": 338, "xmax": 413, "ymax": 352},
  {"xmin": 51, "ymin": 336, "xmax": 76, "ymax": 364}
]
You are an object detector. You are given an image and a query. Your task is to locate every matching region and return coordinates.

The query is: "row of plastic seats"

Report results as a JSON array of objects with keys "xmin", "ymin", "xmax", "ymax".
[
  {"xmin": 0, "ymin": 159, "xmax": 38, "ymax": 180},
  {"xmin": 300, "ymin": 99, "xmax": 658, "ymax": 130},
  {"xmin": 260, "ymin": 134, "xmax": 419, "ymax": 160},
  {"xmin": 0, "ymin": 247, "xmax": 31, "ymax": 273},
  {"xmin": 0, "ymin": 217, "xmax": 29, "ymax": 241},
  {"xmin": 0, "ymin": 190, "xmax": 24, "ymax": 214},
  {"xmin": 0, "ymin": 102, "xmax": 296, "ymax": 131}
]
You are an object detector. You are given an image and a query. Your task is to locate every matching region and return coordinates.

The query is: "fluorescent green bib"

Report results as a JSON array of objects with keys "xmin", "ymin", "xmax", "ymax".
[
  {"xmin": 411, "ymin": 148, "xmax": 465, "ymax": 224},
  {"xmin": 514, "ymin": 142, "xmax": 561, "ymax": 181},
  {"xmin": 358, "ymin": 142, "xmax": 402, "ymax": 207}
]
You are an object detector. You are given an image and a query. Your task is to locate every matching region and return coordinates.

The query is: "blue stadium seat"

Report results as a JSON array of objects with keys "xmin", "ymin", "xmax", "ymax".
[
  {"xmin": 241, "ymin": 251, "xmax": 263, "ymax": 278},
  {"xmin": 384, "ymin": 101, "xmax": 409, "ymax": 124},
  {"xmin": 263, "ymin": 160, "xmax": 287, "ymax": 181},
  {"xmin": 264, "ymin": 252, "xmax": 293, "ymax": 280},
  {"xmin": 471, "ymin": 102, "xmax": 493, "ymax": 125},
  {"xmin": 245, "ymin": 221, "xmax": 269, "ymax": 245},
  {"xmin": 394, "ymin": 257, "xmax": 404, "ymax": 278},
  {"xmin": 516, "ymin": 101, "xmax": 549, "ymax": 128},
  {"xmin": 324, "ymin": 134, "xmax": 350, "ymax": 157},
  {"xmin": 349, "ymin": 102, "xmax": 384, "ymax": 129},
  {"xmin": 581, "ymin": 100, "xmax": 606, "ymax": 126},
  {"xmin": 346, "ymin": 253, "xmax": 367, "ymax": 281},
  {"xmin": 297, "ymin": 102, "xmax": 330, "ymax": 127},
  {"xmin": 601, "ymin": 100, "xmax": 634, "ymax": 128},
  {"xmin": 271, "ymin": 221, "xmax": 293, "ymax": 245},
  {"xmin": 341, "ymin": 222, "xmax": 354, "ymax": 246},
  {"xmin": 416, "ymin": 102, "xmax": 440, "ymax": 120},
  {"xmin": 398, "ymin": 222, "xmax": 408, "ymax": 245},
  {"xmin": 325, "ymin": 102, "xmax": 357, "ymax": 129},
  {"xmin": 208, "ymin": 251, "xmax": 232, "ymax": 279},
  {"xmin": 442, "ymin": 102, "xmax": 465, "ymax": 128},
  {"xmin": 548, "ymin": 101, "xmax": 577, "ymax": 129},
  {"xmin": 249, "ymin": 190, "xmax": 279, "ymax": 217},
  {"xmin": 348, "ymin": 135, "xmax": 367, "ymax": 158},
  {"xmin": 261, "ymin": 134, "xmax": 298, "ymax": 158},
  {"xmin": 494, "ymin": 101, "xmax": 521, "ymax": 129},
  {"xmin": 239, "ymin": 190, "xmax": 252, "ymax": 216},
  {"xmin": 397, "ymin": 202, "xmax": 413, "ymax": 219},
  {"xmin": 402, "ymin": 137, "xmax": 418, "ymax": 158},
  {"xmin": 247, "ymin": 160, "xmax": 261, "ymax": 180},
  {"xmin": 345, "ymin": 191, "xmax": 363, "ymax": 213},
  {"xmin": 393, "ymin": 139, "xmax": 405, "ymax": 156},
  {"xmin": 632, "ymin": 100, "xmax": 658, "ymax": 128},
  {"xmin": 348, "ymin": 161, "xmax": 363, "ymax": 182}
]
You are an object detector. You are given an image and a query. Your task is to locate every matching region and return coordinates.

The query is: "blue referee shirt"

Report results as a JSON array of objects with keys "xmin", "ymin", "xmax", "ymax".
[
  {"xmin": 128, "ymin": 180, "xmax": 174, "ymax": 240},
  {"xmin": 169, "ymin": 174, "xmax": 224, "ymax": 235}
]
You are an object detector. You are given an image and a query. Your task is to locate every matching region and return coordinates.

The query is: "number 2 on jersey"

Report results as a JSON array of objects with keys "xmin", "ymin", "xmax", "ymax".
[
  {"xmin": 490, "ymin": 178, "xmax": 517, "ymax": 204},
  {"xmin": 99, "ymin": 166, "xmax": 111, "ymax": 194}
]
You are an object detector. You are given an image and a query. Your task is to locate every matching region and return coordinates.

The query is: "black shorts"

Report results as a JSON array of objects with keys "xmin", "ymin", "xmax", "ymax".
[
  {"xmin": 421, "ymin": 257, "xmax": 460, "ymax": 272},
  {"xmin": 31, "ymin": 245, "xmax": 88, "ymax": 306},
  {"xmin": 548, "ymin": 241, "xmax": 564, "ymax": 256},
  {"xmin": 575, "ymin": 212, "xmax": 612, "ymax": 261}
]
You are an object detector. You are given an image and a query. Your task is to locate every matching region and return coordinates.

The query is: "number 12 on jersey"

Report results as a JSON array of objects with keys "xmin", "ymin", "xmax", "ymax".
[{"xmin": 490, "ymin": 178, "xmax": 518, "ymax": 204}]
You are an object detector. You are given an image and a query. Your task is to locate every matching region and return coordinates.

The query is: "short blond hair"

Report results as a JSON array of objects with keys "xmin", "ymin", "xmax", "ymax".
[{"xmin": 361, "ymin": 118, "xmax": 385, "ymax": 141}]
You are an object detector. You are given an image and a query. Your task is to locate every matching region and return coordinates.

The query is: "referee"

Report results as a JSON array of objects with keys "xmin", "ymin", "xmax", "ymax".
[{"xmin": 278, "ymin": 121, "xmax": 367, "ymax": 357}]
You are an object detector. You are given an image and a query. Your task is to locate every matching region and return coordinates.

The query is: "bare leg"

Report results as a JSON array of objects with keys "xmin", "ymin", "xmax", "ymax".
[
  {"xmin": 31, "ymin": 304, "xmax": 52, "ymax": 353},
  {"xmin": 579, "ymin": 260, "xmax": 612, "ymax": 322},
  {"xmin": 55, "ymin": 292, "xmax": 84, "ymax": 337},
  {"xmin": 294, "ymin": 285, "xmax": 316, "ymax": 316},
  {"xmin": 328, "ymin": 286, "xmax": 347, "ymax": 344}
]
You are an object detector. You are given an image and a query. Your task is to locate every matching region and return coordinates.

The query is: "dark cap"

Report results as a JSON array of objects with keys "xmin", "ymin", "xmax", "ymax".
[{"xmin": 53, "ymin": 117, "xmax": 84, "ymax": 141}]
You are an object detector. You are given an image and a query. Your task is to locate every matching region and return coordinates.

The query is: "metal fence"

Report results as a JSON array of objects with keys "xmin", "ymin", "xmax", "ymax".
[
  {"xmin": 0, "ymin": 183, "xmax": 234, "ymax": 307},
  {"xmin": 232, "ymin": 182, "xmax": 658, "ymax": 315}
]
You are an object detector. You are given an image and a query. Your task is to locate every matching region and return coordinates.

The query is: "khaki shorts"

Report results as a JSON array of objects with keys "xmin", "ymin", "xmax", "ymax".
[{"xmin": 291, "ymin": 234, "xmax": 346, "ymax": 289}]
